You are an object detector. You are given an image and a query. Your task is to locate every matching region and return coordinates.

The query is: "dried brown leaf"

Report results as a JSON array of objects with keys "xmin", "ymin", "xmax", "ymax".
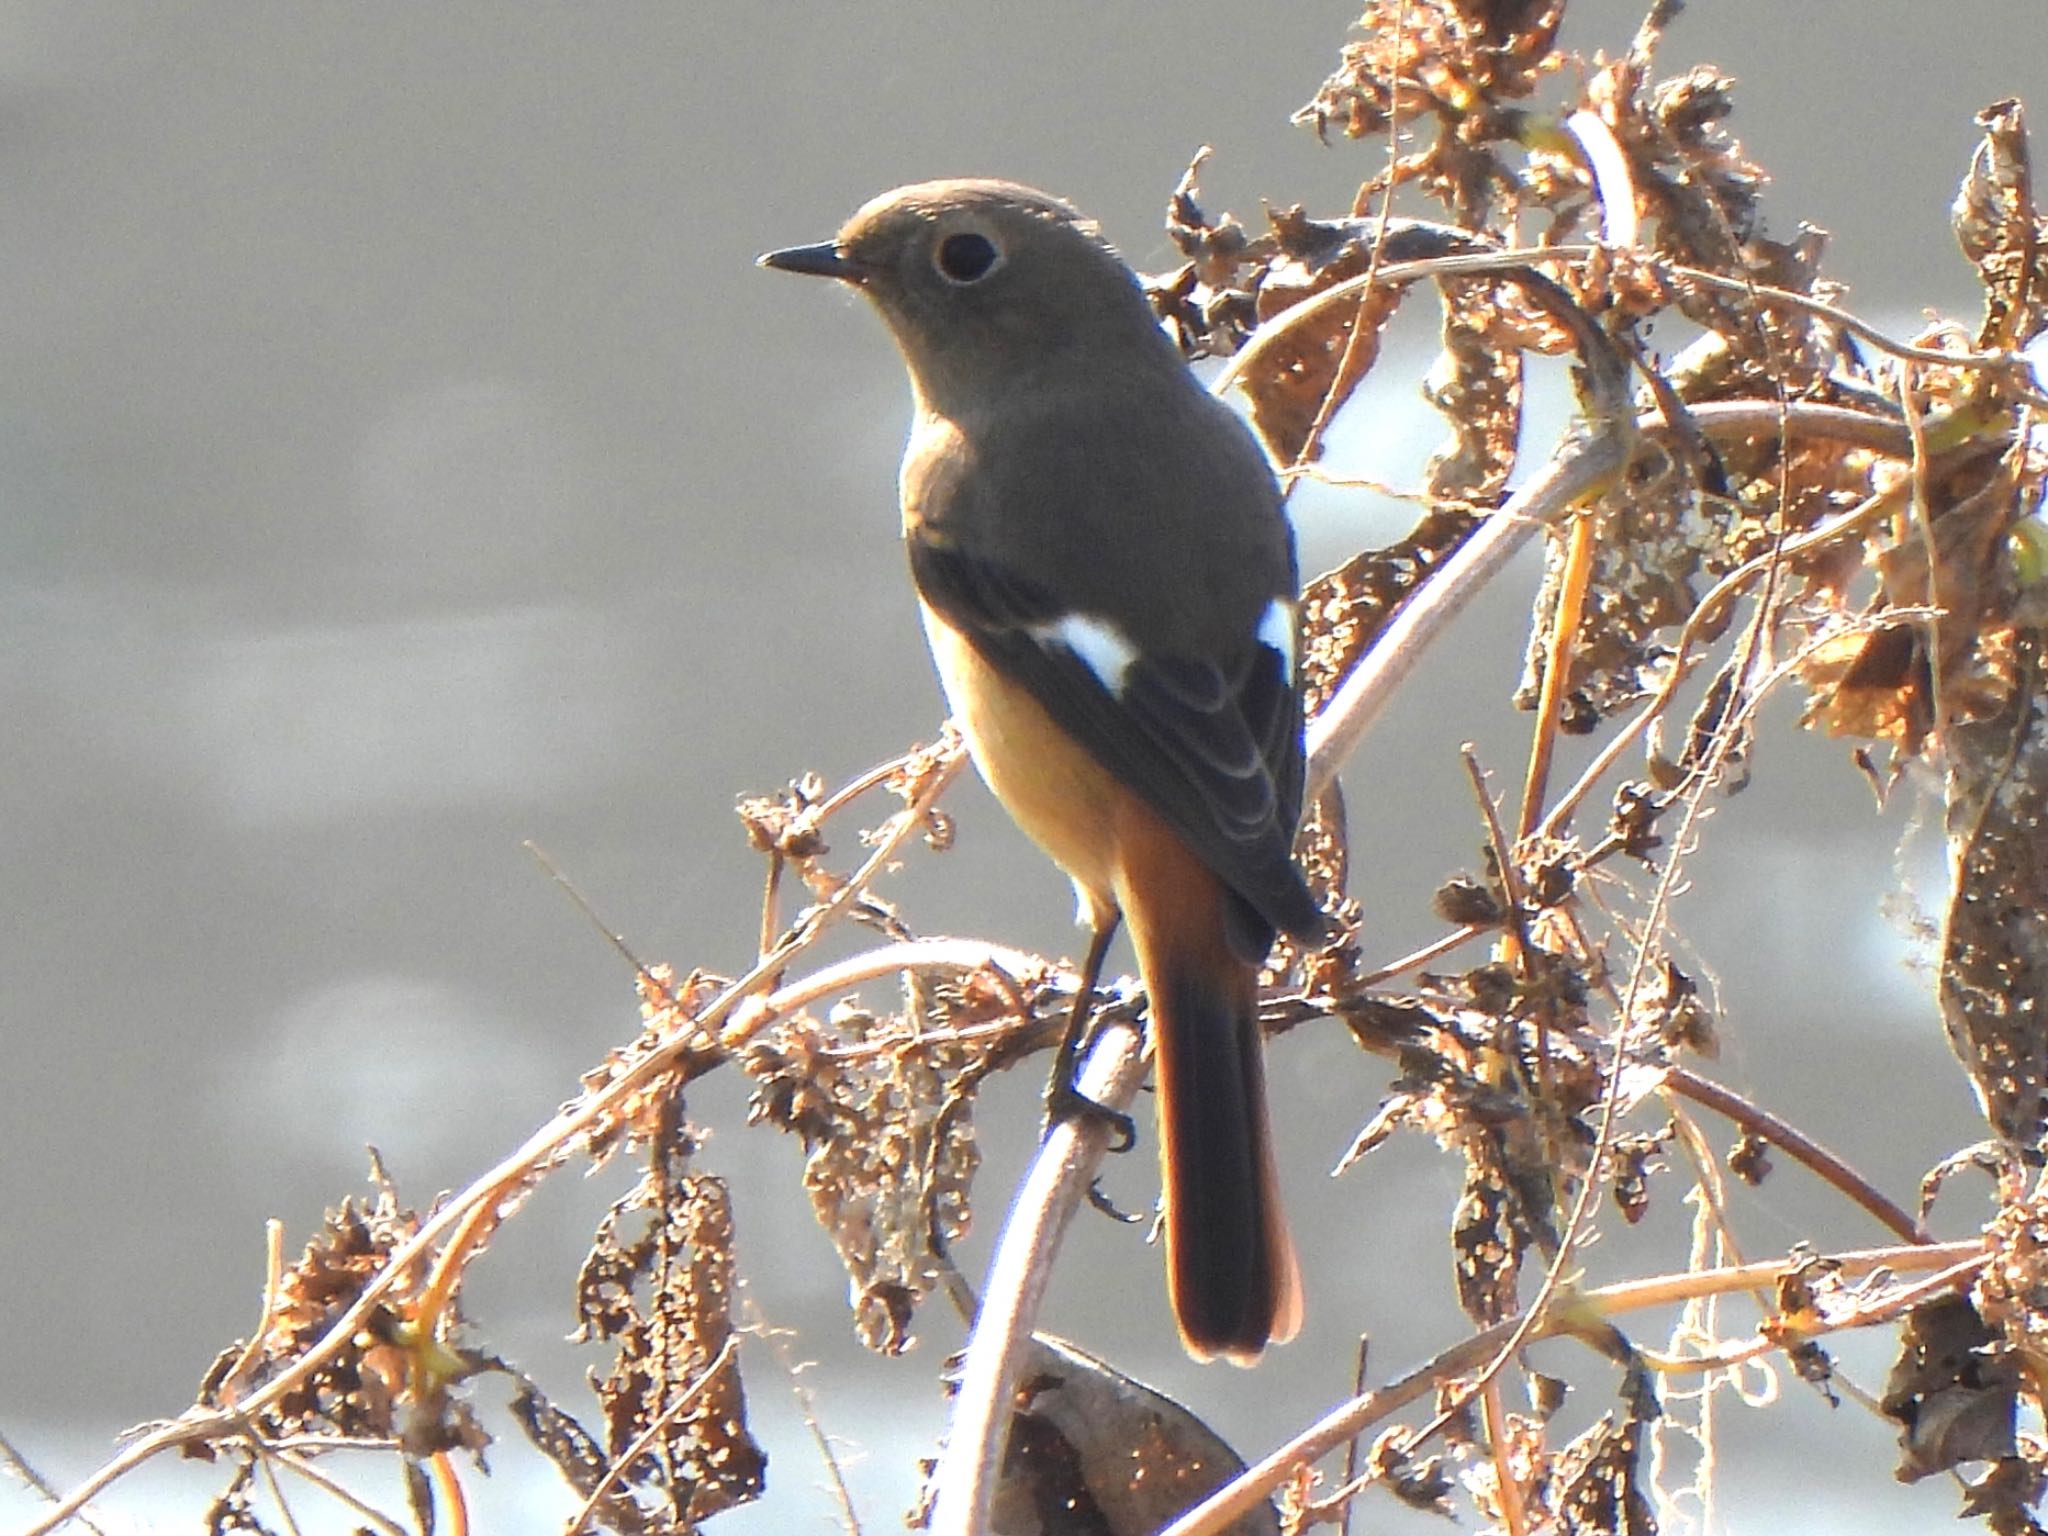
[
  {"xmin": 1299, "ymin": 498, "xmax": 1484, "ymax": 717},
  {"xmin": 1942, "ymin": 638, "xmax": 2048, "ymax": 1154},
  {"xmin": 575, "ymin": 1121, "xmax": 765, "ymax": 1529},
  {"xmin": 1242, "ymin": 212, "xmax": 1408, "ymax": 465},
  {"xmin": 1425, "ymin": 276, "xmax": 1526, "ymax": 504},
  {"xmin": 744, "ymin": 983, "xmax": 992, "ymax": 1353},
  {"xmin": 971, "ymin": 1335, "xmax": 1282, "ymax": 1536},
  {"xmin": 1547, "ymin": 1410, "xmax": 1658, "ymax": 1536},
  {"xmin": 1954, "ymin": 99, "xmax": 2048, "ymax": 351},
  {"xmin": 197, "ymin": 1158, "xmax": 491, "ymax": 1462},
  {"xmin": 1453, "ymin": 1129, "xmax": 1530, "ymax": 1326},
  {"xmin": 1882, "ymin": 1294, "xmax": 2018, "ymax": 1483}
]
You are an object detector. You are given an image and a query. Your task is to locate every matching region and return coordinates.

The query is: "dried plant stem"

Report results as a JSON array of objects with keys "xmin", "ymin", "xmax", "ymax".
[
  {"xmin": 1158, "ymin": 1239, "xmax": 1981, "ymax": 1536},
  {"xmin": 1306, "ymin": 434, "xmax": 1627, "ymax": 798},
  {"xmin": 1354, "ymin": 923, "xmax": 1485, "ymax": 985},
  {"xmin": 754, "ymin": 937, "xmax": 1044, "ymax": 1029},
  {"xmin": 250, "ymin": 1441, "xmax": 306, "ymax": 1536},
  {"xmin": 1461, "ymin": 747, "xmax": 1536, "ymax": 969},
  {"xmin": 1480, "ymin": 1379, "xmax": 1531, "ymax": 1536},
  {"xmin": 430, "ymin": 1450, "xmax": 469, "ymax": 1536},
  {"xmin": 759, "ymin": 853, "xmax": 784, "ymax": 961},
  {"xmin": 744, "ymin": 1302, "xmax": 863, "ymax": 1536},
  {"xmin": 1217, "ymin": 245, "xmax": 2022, "ymax": 400},
  {"xmin": 1336, "ymin": 1337, "xmax": 1371, "ymax": 1536},
  {"xmin": 0, "ymin": 1432, "xmax": 103, "ymax": 1536},
  {"xmin": 1641, "ymin": 1253, "xmax": 1990, "ymax": 1377},
  {"xmin": 1900, "ymin": 366, "xmax": 1952, "ymax": 748},
  {"xmin": 263, "ymin": 1446, "xmax": 408, "ymax": 1536},
  {"xmin": 24, "ymin": 747, "xmax": 964, "ymax": 1536},
  {"xmin": 924, "ymin": 1017, "xmax": 1148, "ymax": 1536},
  {"xmin": 1663, "ymin": 1065, "xmax": 1927, "ymax": 1244},
  {"xmin": 1517, "ymin": 508, "xmax": 1596, "ymax": 840}
]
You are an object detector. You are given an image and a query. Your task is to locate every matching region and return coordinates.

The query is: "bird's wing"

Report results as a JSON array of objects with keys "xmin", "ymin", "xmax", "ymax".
[{"xmin": 909, "ymin": 530, "xmax": 1321, "ymax": 943}]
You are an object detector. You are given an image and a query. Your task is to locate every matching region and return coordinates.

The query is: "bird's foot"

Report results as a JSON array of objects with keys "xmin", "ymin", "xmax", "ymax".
[{"xmin": 1043, "ymin": 1079, "xmax": 1136, "ymax": 1153}]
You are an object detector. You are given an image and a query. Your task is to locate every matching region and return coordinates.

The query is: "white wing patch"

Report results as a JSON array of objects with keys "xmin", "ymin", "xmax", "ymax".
[
  {"xmin": 1030, "ymin": 612, "xmax": 1138, "ymax": 695},
  {"xmin": 1257, "ymin": 598, "xmax": 1296, "ymax": 672}
]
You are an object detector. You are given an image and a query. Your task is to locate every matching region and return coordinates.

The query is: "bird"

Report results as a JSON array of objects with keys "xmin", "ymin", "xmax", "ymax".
[{"xmin": 759, "ymin": 179, "xmax": 1323, "ymax": 1364}]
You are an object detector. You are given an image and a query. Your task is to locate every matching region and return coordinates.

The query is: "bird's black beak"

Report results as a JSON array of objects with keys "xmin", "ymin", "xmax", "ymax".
[{"xmin": 757, "ymin": 241, "xmax": 866, "ymax": 281}]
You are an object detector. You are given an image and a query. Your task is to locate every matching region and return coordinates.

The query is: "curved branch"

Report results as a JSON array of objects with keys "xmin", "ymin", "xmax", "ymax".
[
  {"xmin": 1159, "ymin": 1238, "xmax": 1983, "ymax": 1536},
  {"xmin": 923, "ymin": 1018, "xmax": 1149, "ymax": 1536},
  {"xmin": 1305, "ymin": 431, "xmax": 1628, "ymax": 797}
]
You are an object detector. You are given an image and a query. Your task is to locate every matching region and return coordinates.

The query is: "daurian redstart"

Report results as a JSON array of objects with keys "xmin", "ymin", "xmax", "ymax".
[{"xmin": 761, "ymin": 180, "xmax": 1322, "ymax": 1363}]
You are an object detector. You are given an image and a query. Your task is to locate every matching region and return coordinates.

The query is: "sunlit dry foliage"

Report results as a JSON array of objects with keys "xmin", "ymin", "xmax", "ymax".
[{"xmin": 23, "ymin": 6, "xmax": 2048, "ymax": 1535}]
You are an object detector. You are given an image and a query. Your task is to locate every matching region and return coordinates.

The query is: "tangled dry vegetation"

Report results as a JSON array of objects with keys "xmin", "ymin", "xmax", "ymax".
[{"xmin": 17, "ymin": 2, "xmax": 2048, "ymax": 1532}]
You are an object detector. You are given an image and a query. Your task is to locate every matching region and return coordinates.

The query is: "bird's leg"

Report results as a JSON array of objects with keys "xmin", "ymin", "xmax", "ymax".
[{"xmin": 1043, "ymin": 914, "xmax": 1136, "ymax": 1152}]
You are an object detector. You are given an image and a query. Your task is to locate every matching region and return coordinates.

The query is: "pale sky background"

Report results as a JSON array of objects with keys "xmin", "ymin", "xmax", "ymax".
[{"xmin": 1, "ymin": 3, "xmax": 2041, "ymax": 1532}]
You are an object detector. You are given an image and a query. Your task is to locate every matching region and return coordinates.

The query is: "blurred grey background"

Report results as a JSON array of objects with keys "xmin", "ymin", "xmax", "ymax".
[{"xmin": 0, "ymin": 3, "xmax": 2040, "ymax": 1531}]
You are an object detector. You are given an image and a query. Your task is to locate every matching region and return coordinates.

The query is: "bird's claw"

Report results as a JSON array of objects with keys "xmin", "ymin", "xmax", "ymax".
[{"xmin": 1043, "ymin": 1080, "xmax": 1136, "ymax": 1154}]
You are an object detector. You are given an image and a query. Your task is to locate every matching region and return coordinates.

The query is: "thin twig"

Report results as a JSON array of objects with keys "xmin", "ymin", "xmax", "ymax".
[
  {"xmin": 1336, "ymin": 1337, "xmax": 1370, "ymax": 1536},
  {"xmin": 744, "ymin": 1302, "xmax": 862, "ymax": 1535},
  {"xmin": 1638, "ymin": 1254, "xmax": 1990, "ymax": 1377},
  {"xmin": 1479, "ymin": 1379, "xmax": 1530, "ymax": 1536},
  {"xmin": 264, "ymin": 1445, "xmax": 409, "ymax": 1536},
  {"xmin": 430, "ymin": 1449, "xmax": 469, "ymax": 1536},
  {"xmin": 1899, "ymin": 365, "xmax": 1950, "ymax": 750},
  {"xmin": 1663, "ymin": 1065, "xmax": 1928, "ymax": 1244},
  {"xmin": 1354, "ymin": 924, "xmax": 1485, "ymax": 986},
  {"xmin": 752, "ymin": 938, "xmax": 1043, "ymax": 1033},
  {"xmin": 1157, "ymin": 1239, "xmax": 1981, "ymax": 1536},
  {"xmin": 525, "ymin": 839, "xmax": 672, "ymax": 1001},
  {"xmin": 1536, "ymin": 480, "xmax": 1908, "ymax": 841},
  {"xmin": 249, "ymin": 1440, "xmax": 307, "ymax": 1536},
  {"xmin": 1517, "ymin": 508, "xmax": 1596, "ymax": 841},
  {"xmin": 1215, "ymin": 245, "xmax": 2028, "ymax": 402},
  {"xmin": 1461, "ymin": 747, "xmax": 1535, "ymax": 970},
  {"xmin": 759, "ymin": 853, "xmax": 784, "ymax": 962},
  {"xmin": 0, "ymin": 1431, "xmax": 106, "ymax": 1536}
]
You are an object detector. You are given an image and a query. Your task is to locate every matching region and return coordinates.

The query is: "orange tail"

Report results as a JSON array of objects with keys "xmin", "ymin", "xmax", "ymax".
[{"xmin": 1118, "ymin": 818, "xmax": 1302, "ymax": 1364}]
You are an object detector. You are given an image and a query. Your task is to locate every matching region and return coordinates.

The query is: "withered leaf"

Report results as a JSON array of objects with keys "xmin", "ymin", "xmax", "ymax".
[
  {"xmin": 1882, "ymin": 1294, "xmax": 2017, "ymax": 1482},
  {"xmin": 576, "ymin": 1134, "xmax": 766, "ymax": 1529},
  {"xmin": 744, "ymin": 976, "xmax": 992, "ymax": 1354},
  {"xmin": 1940, "ymin": 638, "xmax": 2048, "ymax": 1154},
  {"xmin": 971, "ymin": 1335, "xmax": 1281, "ymax": 1536},
  {"xmin": 1425, "ymin": 276, "xmax": 1525, "ymax": 505},
  {"xmin": 1548, "ymin": 1410, "xmax": 1659, "ymax": 1536},
  {"xmin": 1954, "ymin": 99, "xmax": 2048, "ymax": 352}
]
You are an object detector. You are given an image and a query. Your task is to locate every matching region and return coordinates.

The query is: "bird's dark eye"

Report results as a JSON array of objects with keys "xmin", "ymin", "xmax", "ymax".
[{"xmin": 934, "ymin": 231, "xmax": 1002, "ymax": 285}]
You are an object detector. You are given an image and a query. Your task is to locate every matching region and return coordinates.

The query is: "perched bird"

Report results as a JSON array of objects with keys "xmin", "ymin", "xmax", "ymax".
[{"xmin": 760, "ymin": 179, "xmax": 1323, "ymax": 1363}]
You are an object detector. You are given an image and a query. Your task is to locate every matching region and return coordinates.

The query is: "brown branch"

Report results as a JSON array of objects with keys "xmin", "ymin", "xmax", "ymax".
[
  {"xmin": 1159, "ymin": 1239, "xmax": 1983, "ymax": 1536},
  {"xmin": 1305, "ymin": 434, "xmax": 1628, "ymax": 797},
  {"xmin": 1664, "ymin": 1065, "xmax": 1929, "ymax": 1245}
]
